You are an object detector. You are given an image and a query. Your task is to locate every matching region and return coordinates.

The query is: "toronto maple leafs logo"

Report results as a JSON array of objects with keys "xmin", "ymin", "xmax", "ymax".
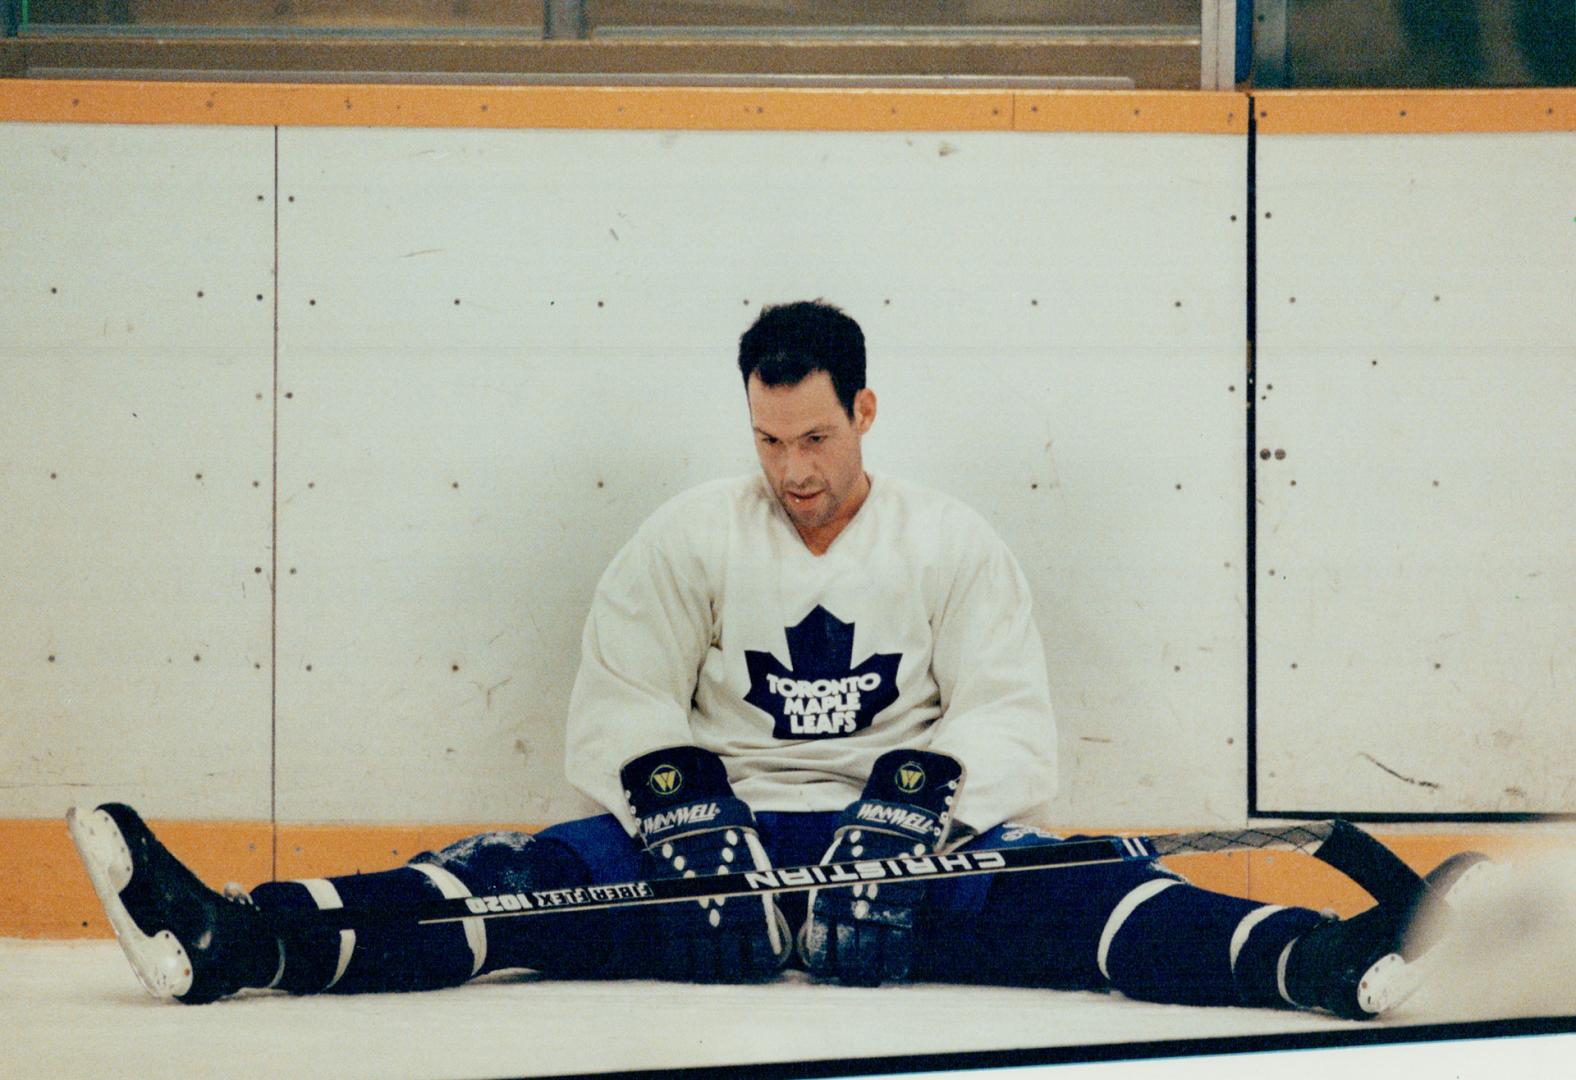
[{"xmin": 744, "ymin": 605, "xmax": 901, "ymax": 740}]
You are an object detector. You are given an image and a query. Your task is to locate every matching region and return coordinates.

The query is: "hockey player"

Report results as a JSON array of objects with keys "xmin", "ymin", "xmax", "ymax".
[{"xmin": 71, "ymin": 300, "xmax": 1483, "ymax": 1016}]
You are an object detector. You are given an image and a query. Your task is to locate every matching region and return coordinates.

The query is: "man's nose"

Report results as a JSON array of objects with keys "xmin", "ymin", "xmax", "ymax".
[{"xmin": 782, "ymin": 446, "xmax": 815, "ymax": 484}]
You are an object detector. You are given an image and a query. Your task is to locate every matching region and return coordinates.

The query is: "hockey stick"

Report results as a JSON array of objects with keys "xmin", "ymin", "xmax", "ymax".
[{"xmin": 262, "ymin": 819, "xmax": 1422, "ymax": 933}]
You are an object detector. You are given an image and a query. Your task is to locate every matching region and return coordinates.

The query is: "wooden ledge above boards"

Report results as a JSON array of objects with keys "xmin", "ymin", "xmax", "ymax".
[
  {"xmin": 1254, "ymin": 88, "xmax": 1576, "ymax": 134},
  {"xmin": 3, "ymin": 81, "xmax": 1575, "ymax": 133},
  {"xmin": 0, "ymin": 81, "xmax": 1245, "ymax": 132},
  {"xmin": 1, "ymin": 815, "xmax": 1564, "ymax": 939}
]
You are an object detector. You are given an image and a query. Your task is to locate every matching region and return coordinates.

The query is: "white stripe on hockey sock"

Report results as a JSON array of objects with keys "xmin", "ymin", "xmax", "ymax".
[
  {"xmin": 409, "ymin": 863, "xmax": 488, "ymax": 976},
  {"xmin": 264, "ymin": 938, "xmax": 286, "ymax": 990},
  {"xmin": 297, "ymin": 878, "xmax": 355, "ymax": 990},
  {"xmin": 1276, "ymin": 938, "xmax": 1302, "ymax": 1007},
  {"xmin": 1228, "ymin": 904, "xmax": 1288, "ymax": 973},
  {"xmin": 1096, "ymin": 879, "xmax": 1181, "ymax": 981}
]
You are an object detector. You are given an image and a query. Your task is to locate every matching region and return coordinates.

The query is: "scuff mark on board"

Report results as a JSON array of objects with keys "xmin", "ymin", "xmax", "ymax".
[
  {"xmin": 0, "ymin": 781, "xmax": 112, "ymax": 789},
  {"xmin": 1040, "ymin": 437, "xmax": 1063, "ymax": 492},
  {"xmin": 1358, "ymin": 752, "xmax": 1440, "ymax": 790},
  {"xmin": 484, "ymin": 676, "xmax": 514, "ymax": 710}
]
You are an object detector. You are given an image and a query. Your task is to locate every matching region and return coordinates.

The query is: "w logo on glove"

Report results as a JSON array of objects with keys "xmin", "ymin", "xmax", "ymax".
[
  {"xmin": 648, "ymin": 765, "xmax": 684, "ymax": 798},
  {"xmin": 802, "ymin": 750, "xmax": 966, "ymax": 986}
]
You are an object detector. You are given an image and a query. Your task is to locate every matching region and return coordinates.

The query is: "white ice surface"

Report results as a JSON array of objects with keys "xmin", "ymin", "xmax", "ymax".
[{"xmin": 0, "ymin": 938, "xmax": 1488, "ymax": 1080}]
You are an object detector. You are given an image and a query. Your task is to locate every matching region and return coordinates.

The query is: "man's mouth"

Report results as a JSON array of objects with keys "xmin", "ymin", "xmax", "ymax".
[{"xmin": 785, "ymin": 490, "xmax": 822, "ymax": 506}]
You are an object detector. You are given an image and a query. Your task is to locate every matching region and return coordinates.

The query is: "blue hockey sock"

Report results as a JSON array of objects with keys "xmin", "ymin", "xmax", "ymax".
[
  {"xmin": 251, "ymin": 866, "xmax": 481, "ymax": 995},
  {"xmin": 416, "ymin": 830, "xmax": 627, "ymax": 978},
  {"xmin": 1098, "ymin": 880, "xmax": 1323, "ymax": 1007}
]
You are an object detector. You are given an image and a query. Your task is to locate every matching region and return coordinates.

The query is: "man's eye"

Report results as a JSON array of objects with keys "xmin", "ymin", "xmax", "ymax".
[{"xmin": 807, "ymin": 435, "xmax": 826, "ymax": 445}]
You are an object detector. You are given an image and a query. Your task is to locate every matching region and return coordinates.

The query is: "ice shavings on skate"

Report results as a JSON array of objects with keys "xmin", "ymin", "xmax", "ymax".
[{"xmin": 1404, "ymin": 845, "xmax": 1576, "ymax": 1021}]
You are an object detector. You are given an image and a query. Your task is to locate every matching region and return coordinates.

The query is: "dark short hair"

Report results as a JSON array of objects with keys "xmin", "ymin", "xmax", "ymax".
[{"xmin": 737, "ymin": 300, "xmax": 865, "ymax": 418}]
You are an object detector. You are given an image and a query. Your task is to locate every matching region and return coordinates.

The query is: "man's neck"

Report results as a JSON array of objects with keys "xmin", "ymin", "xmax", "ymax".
[{"xmin": 795, "ymin": 472, "xmax": 871, "ymax": 556}]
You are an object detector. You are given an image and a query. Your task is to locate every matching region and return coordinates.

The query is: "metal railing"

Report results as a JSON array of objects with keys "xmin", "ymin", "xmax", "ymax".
[{"xmin": 2, "ymin": 1, "xmax": 1244, "ymax": 89}]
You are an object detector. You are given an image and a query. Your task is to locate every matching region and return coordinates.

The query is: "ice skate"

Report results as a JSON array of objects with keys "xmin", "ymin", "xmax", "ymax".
[
  {"xmin": 67, "ymin": 803, "xmax": 282, "ymax": 1004},
  {"xmin": 1281, "ymin": 850, "xmax": 1495, "ymax": 1019}
]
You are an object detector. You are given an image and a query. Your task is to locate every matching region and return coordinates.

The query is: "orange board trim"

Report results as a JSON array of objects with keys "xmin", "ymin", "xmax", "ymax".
[
  {"xmin": 1255, "ymin": 88, "xmax": 1576, "ymax": 135},
  {"xmin": 1, "ymin": 816, "xmax": 1548, "ymax": 940},
  {"xmin": 5, "ymin": 82, "xmax": 1571, "ymax": 134},
  {"xmin": 0, "ymin": 79, "xmax": 1246, "ymax": 133}
]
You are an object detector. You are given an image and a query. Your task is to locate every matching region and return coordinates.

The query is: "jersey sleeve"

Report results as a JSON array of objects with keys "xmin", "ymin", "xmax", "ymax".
[
  {"xmin": 562, "ymin": 512, "xmax": 715, "ymax": 834},
  {"xmin": 925, "ymin": 513, "xmax": 1058, "ymax": 834}
]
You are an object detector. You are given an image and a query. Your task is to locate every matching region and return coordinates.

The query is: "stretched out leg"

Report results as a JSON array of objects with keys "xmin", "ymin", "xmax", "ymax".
[
  {"xmin": 914, "ymin": 824, "xmax": 1481, "ymax": 1018},
  {"xmin": 915, "ymin": 828, "xmax": 1321, "ymax": 1006},
  {"xmin": 70, "ymin": 803, "xmax": 645, "ymax": 1003},
  {"xmin": 251, "ymin": 828, "xmax": 627, "ymax": 994}
]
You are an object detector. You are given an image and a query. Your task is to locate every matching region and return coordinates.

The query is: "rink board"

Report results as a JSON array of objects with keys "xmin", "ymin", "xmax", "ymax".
[
  {"xmin": 1253, "ymin": 116, "xmax": 1576, "ymax": 815},
  {"xmin": 3, "ymin": 84, "xmax": 1576, "ymax": 941},
  {"xmin": 1, "ymin": 93, "xmax": 1251, "ymax": 831},
  {"xmin": 0, "ymin": 124, "xmax": 277, "ymax": 821}
]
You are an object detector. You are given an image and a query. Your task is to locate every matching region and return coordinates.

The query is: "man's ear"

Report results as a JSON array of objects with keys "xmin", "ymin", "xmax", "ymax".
[{"xmin": 853, "ymin": 388, "xmax": 877, "ymax": 435}]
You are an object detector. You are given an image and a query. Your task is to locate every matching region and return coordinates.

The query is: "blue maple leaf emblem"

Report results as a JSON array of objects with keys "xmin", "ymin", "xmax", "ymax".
[{"xmin": 744, "ymin": 605, "xmax": 901, "ymax": 740}]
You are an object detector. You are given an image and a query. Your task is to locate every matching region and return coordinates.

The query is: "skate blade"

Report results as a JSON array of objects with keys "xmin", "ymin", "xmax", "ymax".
[
  {"xmin": 1436, "ymin": 858, "xmax": 1500, "ymax": 909},
  {"xmin": 66, "ymin": 806, "xmax": 195, "ymax": 1000}
]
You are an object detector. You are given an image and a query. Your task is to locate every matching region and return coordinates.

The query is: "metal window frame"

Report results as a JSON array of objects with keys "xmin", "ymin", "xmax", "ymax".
[
  {"xmin": 5, "ymin": 2, "xmax": 1234, "ymax": 89},
  {"xmin": 1201, "ymin": 0, "xmax": 1241, "ymax": 89}
]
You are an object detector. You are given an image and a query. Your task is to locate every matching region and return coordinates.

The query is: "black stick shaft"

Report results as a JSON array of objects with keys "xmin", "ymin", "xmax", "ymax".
[
  {"xmin": 262, "ymin": 822, "xmax": 1338, "ymax": 934},
  {"xmin": 1312, "ymin": 818, "xmax": 1425, "ymax": 907}
]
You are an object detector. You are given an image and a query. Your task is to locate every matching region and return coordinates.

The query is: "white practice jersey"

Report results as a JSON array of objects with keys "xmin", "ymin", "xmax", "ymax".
[{"xmin": 564, "ymin": 470, "xmax": 1058, "ymax": 835}]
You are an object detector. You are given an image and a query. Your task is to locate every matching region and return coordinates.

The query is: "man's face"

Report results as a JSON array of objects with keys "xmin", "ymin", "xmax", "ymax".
[{"xmin": 747, "ymin": 371, "xmax": 876, "ymax": 543}]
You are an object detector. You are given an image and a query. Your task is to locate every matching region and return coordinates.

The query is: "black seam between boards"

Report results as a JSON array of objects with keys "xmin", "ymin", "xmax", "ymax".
[
  {"xmin": 1258, "ymin": 809, "xmax": 1576, "ymax": 824},
  {"xmin": 519, "ymin": 1015, "xmax": 1576, "ymax": 1080},
  {"xmin": 270, "ymin": 125, "xmax": 280, "ymax": 881},
  {"xmin": 1245, "ymin": 94, "xmax": 1260, "ymax": 818}
]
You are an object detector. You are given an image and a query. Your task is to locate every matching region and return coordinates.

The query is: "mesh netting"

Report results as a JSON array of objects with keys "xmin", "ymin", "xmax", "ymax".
[{"xmin": 1148, "ymin": 822, "xmax": 1333, "ymax": 858}]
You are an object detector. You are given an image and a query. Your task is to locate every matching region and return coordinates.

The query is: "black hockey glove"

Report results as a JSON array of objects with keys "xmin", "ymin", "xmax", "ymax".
[
  {"xmin": 800, "ymin": 750, "xmax": 965, "ymax": 986},
  {"xmin": 621, "ymin": 745, "xmax": 789, "ymax": 982}
]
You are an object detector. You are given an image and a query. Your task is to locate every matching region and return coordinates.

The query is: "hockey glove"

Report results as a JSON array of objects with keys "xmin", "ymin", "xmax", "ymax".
[
  {"xmin": 621, "ymin": 745, "xmax": 790, "ymax": 982},
  {"xmin": 801, "ymin": 750, "xmax": 965, "ymax": 986}
]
